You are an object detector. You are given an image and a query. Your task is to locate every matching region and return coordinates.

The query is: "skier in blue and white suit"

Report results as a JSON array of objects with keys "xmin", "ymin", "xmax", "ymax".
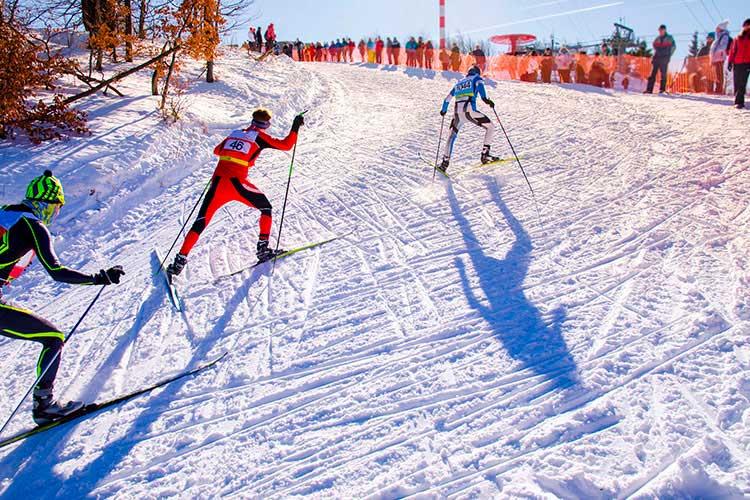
[{"xmin": 439, "ymin": 65, "xmax": 498, "ymax": 173}]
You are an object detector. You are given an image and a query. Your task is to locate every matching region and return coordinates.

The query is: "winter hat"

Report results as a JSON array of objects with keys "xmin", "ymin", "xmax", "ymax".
[
  {"xmin": 707, "ymin": 32, "xmax": 715, "ymax": 39},
  {"xmin": 716, "ymin": 20, "xmax": 729, "ymax": 32},
  {"xmin": 26, "ymin": 170, "xmax": 65, "ymax": 205},
  {"xmin": 659, "ymin": 24, "xmax": 667, "ymax": 30}
]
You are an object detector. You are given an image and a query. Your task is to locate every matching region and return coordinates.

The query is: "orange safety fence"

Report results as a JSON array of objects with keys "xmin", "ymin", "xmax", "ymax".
[{"xmin": 286, "ymin": 46, "xmax": 731, "ymax": 95}]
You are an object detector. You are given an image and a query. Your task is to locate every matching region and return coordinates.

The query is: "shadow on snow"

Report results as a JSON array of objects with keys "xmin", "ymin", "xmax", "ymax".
[
  {"xmin": 0, "ymin": 254, "xmax": 268, "ymax": 497},
  {"xmin": 447, "ymin": 177, "xmax": 578, "ymax": 389}
]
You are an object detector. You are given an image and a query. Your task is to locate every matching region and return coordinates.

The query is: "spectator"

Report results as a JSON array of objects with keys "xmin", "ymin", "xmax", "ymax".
[
  {"xmin": 729, "ymin": 18, "xmax": 750, "ymax": 109},
  {"xmin": 347, "ymin": 38, "xmax": 355, "ymax": 62},
  {"xmin": 255, "ymin": 26, "xmax": 264, "ymax": 53},
  {"xmin": 556, "ymin": 46, "xmax": 573, "ymax": 83},
  {"xmin": 600, "ymin": 42, "xmax": 612, "ymax": 56},
  {"xmin": 588, "ymin": 53, "xmax": 610, "ymax": 87},
  {"xmin": 710, "ymin": 21, "xmax": 732, "ymax": 94},
  {"xmin": 425, "ymin": 40, "xmax": 435, "ymax": 69},
  {"xmin": 294, "ymin": 38, "xmax": 303, "ymax": 61},
  {"xmin": 328, "ymin": 41, "xmax": 336, "ymax": 62},
  {"xmin": 439, "ymin": 48, "xmax": 451, "ymax": 70},
  {"xmin": 406, "ymin": 37, "xmax": 417, "ymax": 67},
  {"xmin": 416, "ymin": 36, "xmax": 425, "ymax": 68},
  {"xmin": 645, "ymin": 24, "xmax": 676, "ymax": 94},
  {"xmin": 698, "ymin": 32, "xmax": 714, "ymax": 57},
  {"xmin": 375, "ymin": 37, "xmax": 384, "ymax": 64},
  {"xmin": 472, "ymin": 44, "xmax": 486, "ymax": 73},
  {"xmin": 358, "ymin": 39, "xmax": 366, "ymax": 62},
  {"xmin": 521, "ymin": 51, "xmax": 539, "ymax": 82},
  {"xmin": 282, "ymin": 44, "xmax": 293, "ymax": 58},
  {"xmin": 540, "ymin": 48, "xmax": 554, "ymax": 83},
  {"xmin": 392, "ymin": 37, "xmax": 401, "ymax": 64},
  {"xmin": 451, "ymin": 42, "xmax": 461, "ymax": 71},
  {"xmin": 386, "ymin": 37, "xmax": 393, "ymax": 64},
  {"xmin": 575, "ymin": 51, "xmax": 588, "ymax": 84},
  {"xmin": 264, "ymin": 23, "xmax": 276, "ymax": 50},
  {"xmin": 367, "ymin": 37, "xmax": 376, "ymax": 63}
]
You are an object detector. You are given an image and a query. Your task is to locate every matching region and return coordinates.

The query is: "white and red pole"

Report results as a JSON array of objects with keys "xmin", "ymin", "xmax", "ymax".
[{"xmin": 439, "ymin": 0, "xmax": 446, "ymax": 50}]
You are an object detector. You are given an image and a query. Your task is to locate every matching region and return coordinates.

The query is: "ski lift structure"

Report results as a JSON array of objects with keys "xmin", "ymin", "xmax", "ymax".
[{"xmin": 490, "ymin": 34, "xmax": 537, "ymax": 55}]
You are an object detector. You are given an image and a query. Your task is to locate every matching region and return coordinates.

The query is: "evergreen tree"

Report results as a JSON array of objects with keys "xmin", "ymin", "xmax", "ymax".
[{"xmin": 688, "ymin": 31, "xmax": 699, "ymax": 57}]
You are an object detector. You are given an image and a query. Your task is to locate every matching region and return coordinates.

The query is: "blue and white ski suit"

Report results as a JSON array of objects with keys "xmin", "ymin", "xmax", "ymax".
[{"xmin": 441, "ymin": 73, "xmax": 494, "ymax": 161}]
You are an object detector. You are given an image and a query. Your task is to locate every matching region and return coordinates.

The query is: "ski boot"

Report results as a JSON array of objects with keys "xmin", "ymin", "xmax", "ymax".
[
  {"xmin": 33, "ymin": 388, "xmax": 84, "ymax": 425},
  {"xmin": 257, "ymin": 240, "xmax": 285, "ymax": 263},
  {"xmin": 166, "ymin": 254, "xmax": 187, "ymax": 280},
  {"xmin": 437, "ymin": 158, "xmax": 450, "ymax": 174},
  {"xmin": 481, "ymin": 145, "xmax": 500, "ymax": 164}
]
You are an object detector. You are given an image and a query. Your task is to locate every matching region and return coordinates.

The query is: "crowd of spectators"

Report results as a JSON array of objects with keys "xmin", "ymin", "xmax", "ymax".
[{"xmin": 249, "ymin": 18, "xmax": 750, "ymax": 106}]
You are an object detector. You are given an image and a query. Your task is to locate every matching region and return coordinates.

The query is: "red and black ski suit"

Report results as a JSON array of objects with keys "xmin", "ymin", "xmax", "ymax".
[{"xmin": 178, "ymin": 124, "xmax": 298, "ymax": 257}]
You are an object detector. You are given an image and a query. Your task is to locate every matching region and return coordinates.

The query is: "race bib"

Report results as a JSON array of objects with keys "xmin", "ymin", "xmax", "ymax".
[{"xmin": 222, "ymin": 130, "xmax": 259, "ymax": 156}]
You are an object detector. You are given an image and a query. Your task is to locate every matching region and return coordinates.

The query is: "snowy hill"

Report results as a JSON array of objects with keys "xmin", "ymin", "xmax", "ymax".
[{"xmin": 1, "ymin": 50, "xmax": 750, "ymax": 498}]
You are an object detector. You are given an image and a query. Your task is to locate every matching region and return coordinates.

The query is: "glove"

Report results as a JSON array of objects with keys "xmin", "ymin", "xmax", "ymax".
[
  {"xmin": 728, "ymin": 63, "xmax": 733, "ymax": 71},
  {"xmin": 483, "ymin": 98, "xmax": 495, "ymax": 108},
  {"xmin": 94, "ymin": 266, "xmax": 125, "ymax": 285},
  {"xmin": 291, "ymin": 114, "xmax": 304, "ymax": 132},
  {"xmin": 440, "ymin": 109, "xmax": 447, "ymax": 116}
]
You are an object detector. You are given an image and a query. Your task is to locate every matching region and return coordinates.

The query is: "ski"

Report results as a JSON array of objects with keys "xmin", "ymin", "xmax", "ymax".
[
  {"xmin": 418, "ymin": 152, "xmax": 451, "ymax": 178},
  {"xmin": 215, "ymin": 233, "xmax": 351, "ymax": 282},
  {"xmin": 454, "ymin": 156, "xmax": 524, "ymax": 175},
  {"xmin": 419, "ymin": 152, "xmax": 521, "ymax": 178},
  {"xmin": 153, "ymin": 248, "xmax": 182, "ymax": 311},
  {"xmin": 0, "ymin": 352, "xmax": 227, "ymax": 450}
]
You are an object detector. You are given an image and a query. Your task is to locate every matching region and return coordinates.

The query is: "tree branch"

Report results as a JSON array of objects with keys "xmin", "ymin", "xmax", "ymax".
[{"xmin": 63, "ymin": 43, "xmax": 179, "ymax": 104}]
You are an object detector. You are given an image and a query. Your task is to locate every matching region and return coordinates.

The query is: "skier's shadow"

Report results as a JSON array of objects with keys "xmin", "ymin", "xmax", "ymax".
[
  {"xmin": 0, "ymin": 256, "xmax": 262, "ymax": 497},
  {"xmin": 447, "ymin": 179, "xmax": 577, "ymax": 389}
]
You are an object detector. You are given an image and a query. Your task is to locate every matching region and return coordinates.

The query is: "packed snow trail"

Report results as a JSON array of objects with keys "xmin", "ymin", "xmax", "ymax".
[{"xmin": 0, "ymin": 52, "xmax": 749, "ymax": 498}]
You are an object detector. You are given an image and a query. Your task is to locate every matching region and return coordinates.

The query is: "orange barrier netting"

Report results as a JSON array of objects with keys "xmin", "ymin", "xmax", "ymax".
[{"xmin": 287, "ymin": 46, "xmax": 730, "ymax": 95}]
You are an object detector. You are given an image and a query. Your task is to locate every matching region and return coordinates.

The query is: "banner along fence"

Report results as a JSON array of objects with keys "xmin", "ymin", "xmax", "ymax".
[{"xmin": 291, "ymin": 46, "xmax": 732, "ymax": 96}]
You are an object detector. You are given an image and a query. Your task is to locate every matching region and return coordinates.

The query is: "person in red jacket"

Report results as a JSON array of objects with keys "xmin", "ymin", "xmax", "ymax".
[
  {"xmin": 167, "ymin": 109, "xmax": 305, "ymax": 277},
  {"xmin": 347, "ymin": 38, "xmax": 355, "ymax": 62},
  {"xmin": 375, "ymin": 37, "xmax": 385, "ymax": 64},
  {"xmin": 729, "ymin": 19, "xmax": 750, "ymax": 109}
]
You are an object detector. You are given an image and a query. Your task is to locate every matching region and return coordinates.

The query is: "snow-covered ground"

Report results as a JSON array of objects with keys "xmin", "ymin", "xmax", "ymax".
[{"xmin": 1, "ymin": 49, "xmax": 750, "ymax": 498}]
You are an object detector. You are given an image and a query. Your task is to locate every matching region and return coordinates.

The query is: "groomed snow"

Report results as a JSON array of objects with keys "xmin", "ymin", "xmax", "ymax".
[{"xmin": 0, "ymin": 49, "xmax": 749, "ymax": 498}]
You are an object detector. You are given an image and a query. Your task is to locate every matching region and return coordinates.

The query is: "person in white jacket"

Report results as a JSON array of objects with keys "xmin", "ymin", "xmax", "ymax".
[
  {"xmin": 710, "ymin": 20, "xmax": 732, "ymax": 94},
  {"xmin": 556, "ymin": 47, "xmax": 573, "ymax": 83}
]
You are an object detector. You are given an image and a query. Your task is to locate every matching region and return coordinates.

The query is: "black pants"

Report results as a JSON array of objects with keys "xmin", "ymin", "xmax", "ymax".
[
  {"xmin": 0, "ymin": 302, "xmax": 64, "ymax": 390},
  {"xmin": 647, "ymin": 58, "xmax": 670, "ymax": 93},
  {"xmin": 734, "ymin": 63, "xmax": 750, "ymax": 107}
]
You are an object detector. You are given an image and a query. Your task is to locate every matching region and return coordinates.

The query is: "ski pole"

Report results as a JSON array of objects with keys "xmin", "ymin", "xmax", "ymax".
[
  {"xmin": 433, "ymin": 114, "xmax": 446, "ymax": 182},
  {"xmin": 0, "ymin": 285, "xmax": 106, "ymax": 437},
  {"xmin": 156, "ymin": 177, "xmax": 212, "ymax": 274},
  {"xmin": 492, "ymin": 108, "xmax": 541, "ymax": 221},
  {"xmin": 273, "ymin": 110, "xmax": 308, "ymax": 272}
]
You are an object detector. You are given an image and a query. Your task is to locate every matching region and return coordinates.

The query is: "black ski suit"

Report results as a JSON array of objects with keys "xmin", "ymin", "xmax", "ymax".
[{"xmin": 0, "ymin": 204, "xmax": 97, "ymax": 390}]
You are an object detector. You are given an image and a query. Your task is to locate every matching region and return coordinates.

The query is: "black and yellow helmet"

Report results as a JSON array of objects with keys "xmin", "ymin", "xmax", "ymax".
[{"xmin": 26, "ymin": 170, "xmax": 65, "ymax": 205}]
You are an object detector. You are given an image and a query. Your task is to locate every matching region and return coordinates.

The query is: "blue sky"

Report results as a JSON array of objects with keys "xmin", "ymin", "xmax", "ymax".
[{"xmin": 231, "ymin": 0, "xmax": 747, "ymax": 60}]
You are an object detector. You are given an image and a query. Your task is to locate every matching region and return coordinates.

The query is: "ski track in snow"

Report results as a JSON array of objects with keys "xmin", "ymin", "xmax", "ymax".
[{"xmin": 0, "ymin": 53, "xmax": 750, "ymax": 498}]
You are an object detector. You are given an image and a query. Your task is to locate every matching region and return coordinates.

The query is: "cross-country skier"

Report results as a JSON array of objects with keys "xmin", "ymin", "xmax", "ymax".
[
  {"xmin": 438, "ymin": 65, "xmax": 498, "ymax": 173},
  {"xmin": 0, "ymin": 171, "xmax": 124, "ymax": 424},
  {"xmin": 167, "ymin": 108, "xmax": 304, "ymax": 278}
]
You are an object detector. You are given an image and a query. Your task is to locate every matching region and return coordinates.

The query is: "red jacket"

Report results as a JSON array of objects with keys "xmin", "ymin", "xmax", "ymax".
[
  {"xmin": 729, "ymin": 33, "xmax": 750, "ymax": 65},
  {"xmin": 375, "ymin": 40, "xmax": 384, "ymax": 51},
  {"xmin": 213, "ymin": 126, "xmax": 297, "ymax": 178}
]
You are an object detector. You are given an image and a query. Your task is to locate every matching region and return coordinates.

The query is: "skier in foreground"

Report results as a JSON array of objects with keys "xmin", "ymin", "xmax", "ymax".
[
  {"xmin": 167, "ymin": 108, "xmax": 304, "ymax": 278},
  {"xmin": 438, "ymin": 64, "xmax": 498, "ymax": 173},
  {"xmin": 0, "ymin": 171, "xmax": 124, "ymax": 424}
]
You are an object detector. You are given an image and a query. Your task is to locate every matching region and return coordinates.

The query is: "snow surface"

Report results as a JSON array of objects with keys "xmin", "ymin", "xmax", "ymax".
[{"xmin": 1, "ymin": 51, "xmax": 750, "ymax": 498}]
